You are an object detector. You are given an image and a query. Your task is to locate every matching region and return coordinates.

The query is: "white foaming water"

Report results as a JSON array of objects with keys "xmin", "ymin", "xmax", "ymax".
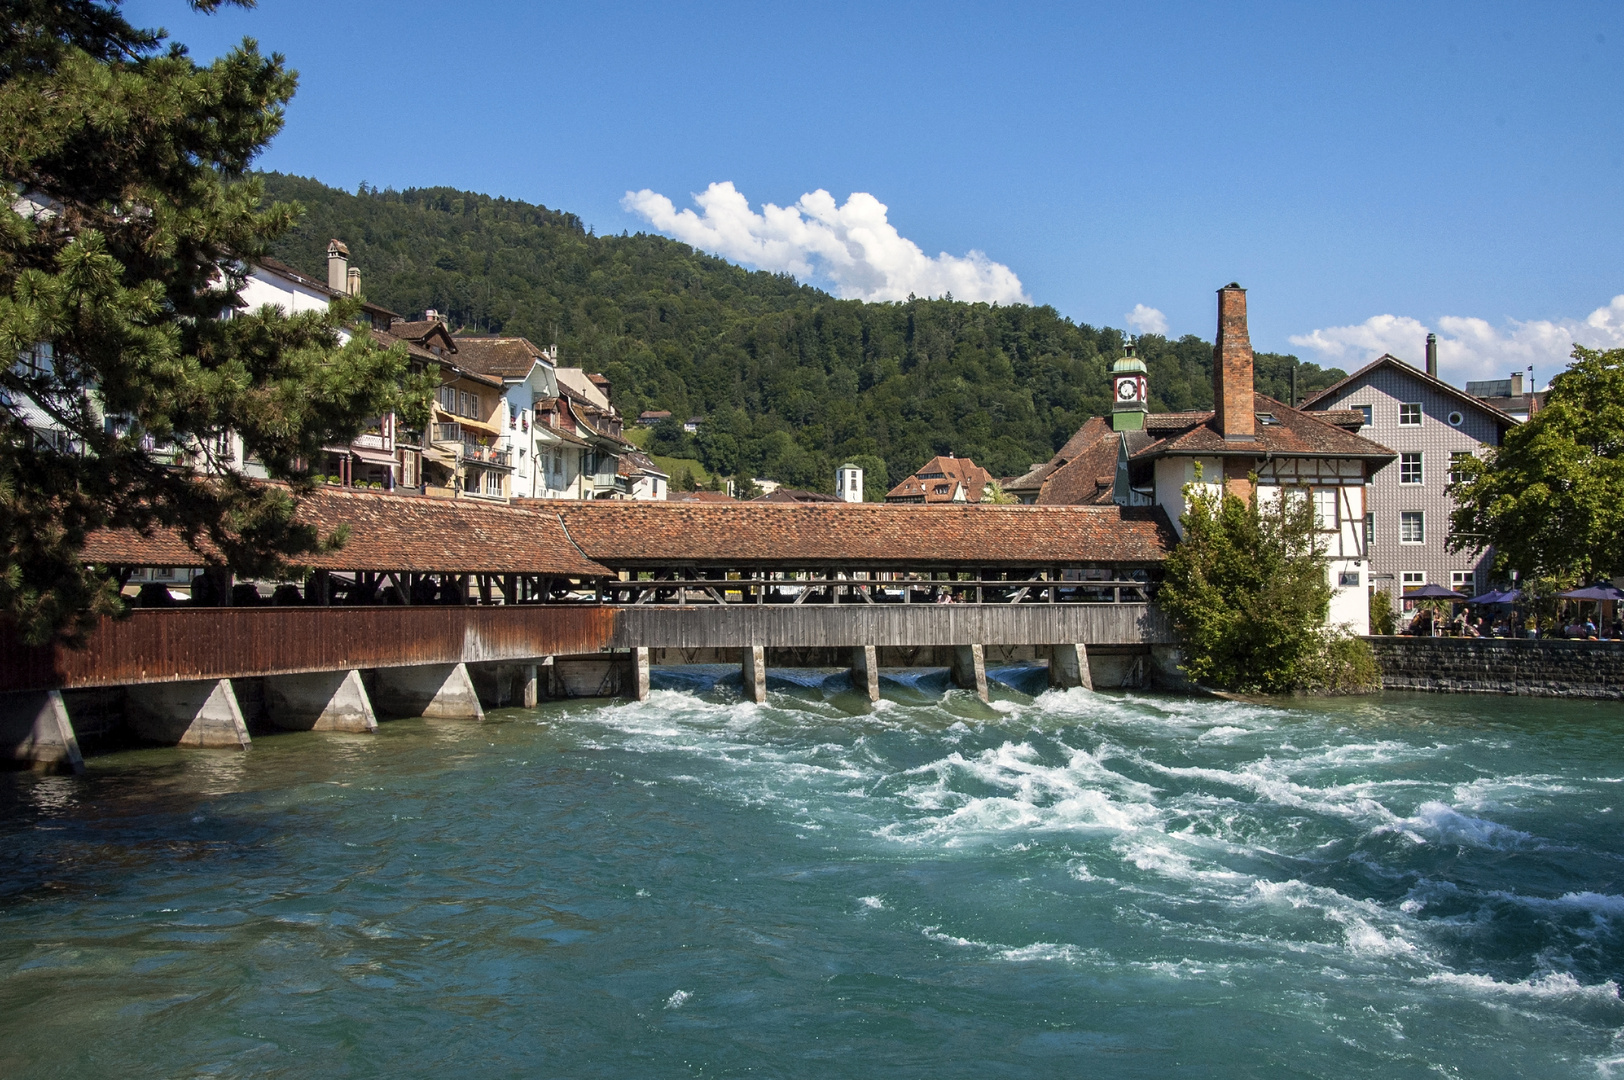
[
  {"xmin": 1383, "ymin": 800, "xmax": 1536, "ymax": 849},
  {"xmin": 556, "ymin": 671, "xmax": 1619, "ymax": 1042},
  {"xmin": 1418, "ymin": 971, "xmax": 1622, "ymax": 1004}
]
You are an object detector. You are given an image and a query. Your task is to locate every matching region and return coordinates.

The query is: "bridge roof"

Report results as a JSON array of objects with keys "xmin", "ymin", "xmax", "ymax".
[
  {"xmin": 555, "ymin": 502, "xmax": 1176, "ymax": 568},
  {"xmin": 81, "ymin": 488, "xmax": 612, "ymax": 578}
]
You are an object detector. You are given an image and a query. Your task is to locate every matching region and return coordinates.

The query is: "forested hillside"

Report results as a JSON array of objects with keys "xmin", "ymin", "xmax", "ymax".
[{"xmin": 261, "ymin": 173, "xmax": 1345, "ymax": 491}]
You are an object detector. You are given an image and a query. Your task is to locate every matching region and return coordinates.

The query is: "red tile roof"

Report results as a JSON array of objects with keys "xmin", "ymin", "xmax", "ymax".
[
  {"xmin": 450, "ymin": 335, "xmax": 551, "ymax": 379},
  {"xmin": 80, "ymin": 487, "xmax": 610, "ymax": 577},
  {"xmin": 754, "ymin": 487, "xmax": 843, "ymax": 503},
  {"xmin": 666, "ymin": 490, "xmax": 737, "ymax": 503},
  {"xmin": 885, "ymin": 455, "xmax": 995, "ymax": 503},
  {"xmin": 556, "ymin": 502, "xmax": 1175, "ymax": 567},
  {"xmin": 1131, "ymin": 393, "xmax": 1396, "ymax": 460}
]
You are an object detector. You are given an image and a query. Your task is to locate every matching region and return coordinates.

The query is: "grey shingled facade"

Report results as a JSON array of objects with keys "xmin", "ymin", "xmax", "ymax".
[{"xmin": 1301, "ymin": 355, "xmax": 1514, "ymax": 614}]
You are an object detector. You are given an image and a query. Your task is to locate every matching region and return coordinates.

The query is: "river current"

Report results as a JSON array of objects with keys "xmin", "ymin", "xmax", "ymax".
[{"xmin": 2, "ymin": 667, "xmax": 1622, "ymax": 1078}]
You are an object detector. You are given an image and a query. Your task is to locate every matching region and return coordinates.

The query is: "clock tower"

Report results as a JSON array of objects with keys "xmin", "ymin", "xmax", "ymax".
[{"xmin": 1111, "ymin": 337, "xmax": 1149, "ymax": 432}]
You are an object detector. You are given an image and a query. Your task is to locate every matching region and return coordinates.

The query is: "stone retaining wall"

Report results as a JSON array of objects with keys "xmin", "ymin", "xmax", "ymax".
[{"xmin": 1365, "ymin": 636, "xmax": 1624, "ymax": 699}]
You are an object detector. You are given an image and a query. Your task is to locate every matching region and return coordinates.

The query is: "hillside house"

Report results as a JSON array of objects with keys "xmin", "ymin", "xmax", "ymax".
[{"xmin": 885, "ymin": 454, "xmax": 995, "ymax": 504}]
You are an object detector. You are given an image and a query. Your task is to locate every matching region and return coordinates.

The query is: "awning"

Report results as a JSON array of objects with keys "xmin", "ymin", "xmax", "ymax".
[{"xmin": 350, "ymin": 447, "xmax": 399, "ymax": 468}]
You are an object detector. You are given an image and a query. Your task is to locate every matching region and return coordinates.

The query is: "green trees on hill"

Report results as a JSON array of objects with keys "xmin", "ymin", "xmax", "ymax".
[{"xmin": 262, "ymin": 173, "xmax": 1345, "ymax": 491}]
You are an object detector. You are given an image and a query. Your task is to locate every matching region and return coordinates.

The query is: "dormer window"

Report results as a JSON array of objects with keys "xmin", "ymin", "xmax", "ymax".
[{"xmin": 1255, "ymin": 412, "xmax": 1280, "ymax": 426}]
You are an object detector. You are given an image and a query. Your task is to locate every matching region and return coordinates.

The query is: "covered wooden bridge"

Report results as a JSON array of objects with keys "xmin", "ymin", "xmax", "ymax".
[{"xmin": 0, "ymin": 489, "xmax": 1181, "ymax": 772}]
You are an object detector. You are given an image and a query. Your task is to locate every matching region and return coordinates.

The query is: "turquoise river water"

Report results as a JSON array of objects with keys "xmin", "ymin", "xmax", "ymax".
[{"xmin": 2, "ymin": 666, "xmax": 1623, "ymax": 1078}]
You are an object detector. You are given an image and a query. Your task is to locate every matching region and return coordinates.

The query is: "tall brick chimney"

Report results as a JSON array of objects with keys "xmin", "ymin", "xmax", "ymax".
[{"xmin": 1212, "ymin": 283, "xmax": 1255, "ymax": 440}]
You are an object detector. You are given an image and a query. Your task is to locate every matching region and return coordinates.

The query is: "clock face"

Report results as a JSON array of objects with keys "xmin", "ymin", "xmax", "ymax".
[{"xmin": 1116, "ymin": 377, "xmax": 1141, "ymax": 402}]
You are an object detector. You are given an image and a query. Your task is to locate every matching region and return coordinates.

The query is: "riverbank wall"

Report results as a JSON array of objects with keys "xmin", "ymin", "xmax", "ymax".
[{"xmin": 1364, "ymin": 636, "xmax": 1624, "ymax": 699}]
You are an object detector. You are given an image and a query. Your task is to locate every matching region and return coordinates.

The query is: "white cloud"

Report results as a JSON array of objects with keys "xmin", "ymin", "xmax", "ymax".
[
  {"xmin": 1290, "ymin": 296, "xmax": 1624, "ymax": 386},
  {"xmin": 1125, "ymin": 304, "xmax": 1169, "ymax": 336},
  {"xmin": 621, "ymin": 181, "xmax": 1029, "ymax": 304}
]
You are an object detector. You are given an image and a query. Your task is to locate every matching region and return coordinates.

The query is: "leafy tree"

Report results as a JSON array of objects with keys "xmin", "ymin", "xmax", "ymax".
[
  {"xmin": 1158, "ymin": 476, "xmax": 1372, "ymax": 693},
  {"xmin": 0, "ymin": 1, "xmax": 428, "ymax": 643},
  {"xmin": 1449, "ymin": 345, "xmax": 1624, "ymax": 583},
  {"xmin": 982, "ymin": 480, "xmax": 1018, "ymax": 505}
]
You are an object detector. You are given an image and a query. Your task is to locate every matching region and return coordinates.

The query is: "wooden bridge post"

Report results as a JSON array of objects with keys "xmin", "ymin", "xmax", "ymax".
[
  {"xmin": 522, "ymin": 663, "xmax": 539, "ymax": 708},
  {"xmin": 951, "ymin": 645, "xmax": 989, "ymax": 703},
  {"xmin": 126, "ymin": 679, "xmax": 252, "ymax": 749},
  {"xmin": 1048, "ymin": 644, "xmax": 1094, "ymax": 690},
  {"xmin": 850, "ymin": 645, "xmax": 880, "ymax": 703},
  {"xmin": 742, "ymin": 646, "xmax": 767, "ymax": 704}
]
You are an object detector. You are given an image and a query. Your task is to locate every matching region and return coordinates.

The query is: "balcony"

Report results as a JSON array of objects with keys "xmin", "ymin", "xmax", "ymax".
[{"xmin": 431, "ymin": 423, "xmax": 511, "ymax": 469}]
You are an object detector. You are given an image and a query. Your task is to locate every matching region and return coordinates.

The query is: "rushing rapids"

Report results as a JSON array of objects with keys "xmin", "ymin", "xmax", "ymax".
[{"xmin": 2, "ymin": 669, "xmax": 1621, "ymax": 1078}]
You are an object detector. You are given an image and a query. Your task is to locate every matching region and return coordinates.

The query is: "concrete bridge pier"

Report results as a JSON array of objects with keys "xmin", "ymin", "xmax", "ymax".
[
  {"xmin": 951, "ymin": 645, "xmax": 989, "ymax": 703},
  {"xmin": 633, "ymin": 648, "xmax": 651, "ymax": 702},
  {"xmin": 373, "ymin": 663, "xmax": 485, "ymax": 721},
  {"xmin": 742, "ymin": 646, "xmax": 767, "ymax": 704},
  {"xmin": 263, "ymin": 670, "xmax": 377, "ymax": 732},
  {"xmin": 850, "ymin": 646, "xmax": 881, "ymax": 703},
  {"xmin": 1049, "ymin": 644, "xmax": 1094, "ymax": 691},
  {"xmin": 0, "ymin": 690, "xmax": 84, "ymax": 773},
  {"xmin": 126, "ymin": 679, "xmax": 252, "ymax": 749}
]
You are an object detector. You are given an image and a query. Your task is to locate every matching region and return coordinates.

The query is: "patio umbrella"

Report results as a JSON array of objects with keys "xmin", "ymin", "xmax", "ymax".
[
  {"xmin": 1407, "ymin": 584, "xmax": 1468, "ymax": 600},
  {"xmin": 1467, "ymin": 588, "xmax": 1511, "ymax": 604},
  {"xmin": 1558, "ymin": 583, "xmax": 1624, "ymax": 601}
]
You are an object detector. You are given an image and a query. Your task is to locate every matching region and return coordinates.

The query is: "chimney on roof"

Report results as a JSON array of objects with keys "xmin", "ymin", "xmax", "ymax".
[
  {"xmin": 1212, "ymin": 283, "xmax": 1255, "ymax": 440},
  {"xmin": 326, "ymin": 240, "xmax": 349, "ymax": 293},
  {"xmin": 424, "ymin": 308, "xmax": 442, "ymax": 325},
  {"xmin": 1510, "ymin": 370, "xmax": 1523, "ymax": 396},
  {"xmin": 1425, "ymin": 333, "xmax": 1438, "ymax": 379},
  {"xmin": 346, "ymin": 266, "xmax": 361, "ymax": 297}
]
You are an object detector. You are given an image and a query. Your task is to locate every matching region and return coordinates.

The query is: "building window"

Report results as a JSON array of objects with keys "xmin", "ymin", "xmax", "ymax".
[
  {"xmin": 1353, "ymin": 404, "xmax": 1372, "ymax": 426},
  {"xmin": 1401, "ymin": 571, "xmax": 1426, "ymax": 602},
  {"xmin": 1448, "ymin": 451, "xmax": 1473, "ymax": 485},
  {"xmin": 1400, "ymin": 511, "xmax": 1424, "ymax": 544},
  {"xmin": 1400, "ymin": 452, "xmax": 1423, "ymax": 484},
  {"xmin": 437, "ymin": 385, "xmax": 456, "ymax": 412},
  {"xmin": 1448, "ymin": 411, "xmax": 1464, "ymax": 426},
  {"xmin": 1399, "ymin": 402, "xmax": 1422, "ymax": 426},
  {"xmin": 1364, "ymin": 511, "xmax": 1374, "ymax": 544},
  {"xmin": 1450, "ymin": 570, "xmax": 1475, "ymax": 593},
  {"xmin": 485, "ymin": 471, "xmax": 502, "ymax": 497},
  {"xmin": 1312, "ymin": 487, "xmax": 1338, "ymax": 530}
]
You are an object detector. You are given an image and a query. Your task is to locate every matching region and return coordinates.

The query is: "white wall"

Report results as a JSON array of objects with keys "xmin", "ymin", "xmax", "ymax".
[{"xmin": 1153, "ymin": 456, "xmax": 1222, "ymax": 539}]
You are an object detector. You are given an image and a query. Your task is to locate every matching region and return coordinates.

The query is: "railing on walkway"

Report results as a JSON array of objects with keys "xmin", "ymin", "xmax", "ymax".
[{"xmin": 605, "ymin": 571, "xmax": 1152, "ymax": 606}]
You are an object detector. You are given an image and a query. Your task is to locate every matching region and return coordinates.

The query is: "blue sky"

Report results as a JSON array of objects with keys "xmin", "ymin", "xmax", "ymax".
[{"xmin": 133, "ymin": 0, "xmax": 1624, "ymax": 383}]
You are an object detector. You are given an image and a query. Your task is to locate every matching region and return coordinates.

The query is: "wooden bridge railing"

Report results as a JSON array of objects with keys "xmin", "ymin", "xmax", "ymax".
[{"xmin": 0, "ymin": 602, "xmax": 1174, "ymax": 693}]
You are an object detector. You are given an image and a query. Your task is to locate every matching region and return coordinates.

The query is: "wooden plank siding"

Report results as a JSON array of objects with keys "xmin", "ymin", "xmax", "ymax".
[
  {"xmin": 607, "ymin": 604, "xmax": 1171, "ymax": 650},
  {"xmin": 0, "ymin": 604, "xmax": 1172, "ymax": 692}
]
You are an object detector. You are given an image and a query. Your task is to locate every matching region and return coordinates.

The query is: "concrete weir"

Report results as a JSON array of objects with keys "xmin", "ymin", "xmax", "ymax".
[
  {"xmin": 264, "ymin": 670, "xmax": 377, "ymax": 732},
  {"xmin": 372, "ymin": 663, "xmax": 484, "ymax": 721},
  {"xmin": 850, "ymin": 645, "xmax": 881, "ymax": 703},
  {"xmin": 126, "ymin": 679, "xmax": 252, "ymax": 749},
  {"xmin": 0, "ymin": 690, "xmax": 84, "ymax": 773},
  {"xmin": 1049, "ymin": 643, "xmax": 1094, "ymax": 690},
  {"xmin": 951, "ymin": 644, "xmax": 990, "ymax": 703}
]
